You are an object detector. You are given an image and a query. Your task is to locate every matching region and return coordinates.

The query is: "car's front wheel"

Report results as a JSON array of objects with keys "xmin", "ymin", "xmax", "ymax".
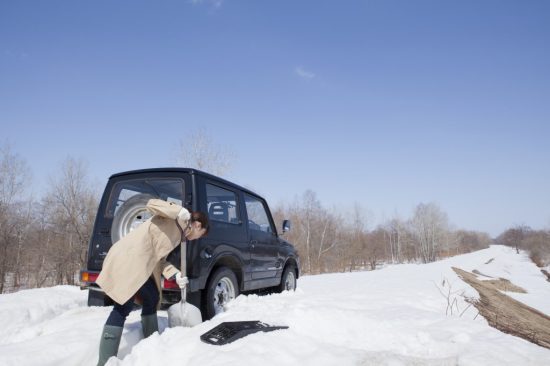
[
  {"xmin": 205, "ymin": 267, "xmax": 239, "ymax": 319},
  {"xmin": 276, "ymin": 265, "xmax": 297, "ymax": 293}
]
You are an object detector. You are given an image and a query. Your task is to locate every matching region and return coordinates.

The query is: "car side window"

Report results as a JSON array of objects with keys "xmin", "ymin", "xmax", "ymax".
[
  {"xmin": 244, "ymin": 194, "xmax": 273, "ymax": 234},
  {"xmin": 206, "ymin": 184, "xmax": 240, "ymax": 224}
]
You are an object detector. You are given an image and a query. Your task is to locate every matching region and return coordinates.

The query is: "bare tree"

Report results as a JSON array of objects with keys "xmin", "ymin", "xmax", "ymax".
[
  {"xmin": 348, "ymin": 203, "xmax": 366, "ymax": 271},
  {"xmin": 521, "ymin": 231, "xmax": 550, "ymax": 267},
  {"xmin": 272, "ymin": 200, "xmax": 307, "ymax": 273},
  {"xmin": 41, "ymin": 157, "xmax": 99, "ymax": 285},
  {"xmin": 315, "ymin": 208, "xmax": 339, "ymax": 273},
  {"xmin": 298, "ymin": 190, "xmax": 320, "ymax": 274},
  {"xmin": 366, "ymin": 228, "xmax": 386, "ymax": 270},
  {"xmin": 496, "ymin": 225, "xmax": 531, "ymax": 254},
  {"xmin": 174, "ymin": 128, "xmax": 236, "ymax": 177},
  {"xmin": 454, "ymin": 230, "xmax": 491, "ymax": 254},
  {"xmin": 410, "ymin": 202, "xmax": 450, "ymax": 263},
  {"xmin": 497, "ymin": 226, "xmax": 550, "ymax": 267},
  {"xmin": 385, "ymin": 216, "xmax": 405, "ymax": 263},
  {"xmin": 0, "ymin": 144, "xmax": 30, "ymax": 293},
  {"xmin": 273, "ymin": 191, "xmax": 344, "ymax": 274},
  {"xmin": 27, "ymin": 203, "xmax": 56, "ymax": 288}
]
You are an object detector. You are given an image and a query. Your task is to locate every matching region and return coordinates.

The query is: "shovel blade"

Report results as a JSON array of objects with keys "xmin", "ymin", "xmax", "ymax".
[{"xmin": 168, "ymin": 300, "xmax": 202, "ymax": 328}]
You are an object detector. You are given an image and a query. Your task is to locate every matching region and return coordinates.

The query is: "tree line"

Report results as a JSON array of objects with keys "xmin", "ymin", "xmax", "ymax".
[
  {"xmin": 0, "ymin": 146, "xmax": 98, "ymax": 293},
  {"xmin": 1, "ymin": 142, "xmax": 548, "ymax": 293},
  {"xmin": 496, "ymin": 225, "xmax": 550, "ymax": 270},
  {"xmin": 272, "ymin": 190, "xmax": 492, "ymax": 275}
]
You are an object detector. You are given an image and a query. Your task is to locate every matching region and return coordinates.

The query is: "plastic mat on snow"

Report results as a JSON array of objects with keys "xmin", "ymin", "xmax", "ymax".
[{"xmin": 200, "ymin": 321, "xmax": 288, "ymax": 345}]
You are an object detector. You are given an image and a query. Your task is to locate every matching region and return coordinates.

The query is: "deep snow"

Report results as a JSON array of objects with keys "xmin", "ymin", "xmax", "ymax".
[{"xmin": 0, "ymin": 245, "xmax": 549, "ymax": 366}]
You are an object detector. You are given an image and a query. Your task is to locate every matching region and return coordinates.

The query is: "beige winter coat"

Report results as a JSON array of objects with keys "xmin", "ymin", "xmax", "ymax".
[{"xmin": 96, "ymin": 199, "xmax": 188, "ymax": 305}]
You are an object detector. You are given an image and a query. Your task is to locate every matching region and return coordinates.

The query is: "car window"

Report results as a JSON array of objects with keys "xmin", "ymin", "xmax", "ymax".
[
  {"xmin": 206, "ymin": 184, "xmax": 240, "ymax": 224},
  {"xmin": 244, "ymin": 194, "xmax": 273, "ymax": 234},
  {"xmin": 106, "ymin": 178, "xmax": 184, "ymax": 218}
]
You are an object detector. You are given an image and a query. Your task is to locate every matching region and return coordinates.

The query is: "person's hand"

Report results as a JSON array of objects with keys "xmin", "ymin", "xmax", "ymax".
[
  {"xmin": 175, "ymin": 271, "xmax": 189, "ymax": 289},
  {"xmin": 177, "ymin": 208, "xmax": 191, "ymax": 221}
]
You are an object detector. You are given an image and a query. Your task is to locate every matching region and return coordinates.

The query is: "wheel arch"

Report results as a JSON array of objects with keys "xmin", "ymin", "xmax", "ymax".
[
  {"xmin": 207, "ymin": 254, "xmax": 244, "ymax": 290},
  {"xmin": 284, "ymin": 257, "xmax": 300, "ymax": 278}
]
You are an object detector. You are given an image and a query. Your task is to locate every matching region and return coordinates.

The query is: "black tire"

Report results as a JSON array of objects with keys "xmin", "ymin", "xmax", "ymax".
[
  {"xmin": 205, "ymin": 267, "xmax": 239, "ymax": 320},
  {"xmin": 276, "ymin": 265, "xmax": 297, "ymax": 293},
  {"xmin": 111, "ymin": 193, "xmax": 156, "ymax": 243}
]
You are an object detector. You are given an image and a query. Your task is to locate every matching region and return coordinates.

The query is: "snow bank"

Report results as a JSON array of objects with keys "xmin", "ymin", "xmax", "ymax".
[{"xmin": 0, "ymin": 285, "xmax": 86, "ymax": 345}]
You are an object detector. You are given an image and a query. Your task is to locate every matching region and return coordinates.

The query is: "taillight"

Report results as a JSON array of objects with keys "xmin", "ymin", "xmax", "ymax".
[
  {"xmin": 162, "ymin": 278, "xmax": 179, "ymax": 290},
  {"xmin": 81, "ymin": 271, "xmax": 99, "ymax": 283}
]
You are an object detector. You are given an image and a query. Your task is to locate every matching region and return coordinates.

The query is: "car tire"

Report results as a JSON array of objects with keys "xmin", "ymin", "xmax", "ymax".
[
  {"xmin": 205, "ymin": 267, "xmax": 239, "ymax": 320},
  {"xmin": 111, "ymin": 193, "xmax": 156, "ymax": 243},
  {"xmin": 276, "ymin": 265, "xmax": 297, "ymax": 293}
]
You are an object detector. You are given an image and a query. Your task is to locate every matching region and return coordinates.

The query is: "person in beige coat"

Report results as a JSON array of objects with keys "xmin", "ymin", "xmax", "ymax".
[{"xmin": 96, "ymin": 199, "xmax": 209, "ymax": 366}]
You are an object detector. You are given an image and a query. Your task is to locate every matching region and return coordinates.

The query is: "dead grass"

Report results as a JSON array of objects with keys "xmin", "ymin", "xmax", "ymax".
[
  {"xmin": 470, "ymin": 270, "xmax": 527, "ymax": 293},
  {"xmin": 483, "ymin": 278, "xmax": 527, "ymax": 293},
  {"xmin": 453, "ymin": 267, "xmax": 550, "ymax": 349}
]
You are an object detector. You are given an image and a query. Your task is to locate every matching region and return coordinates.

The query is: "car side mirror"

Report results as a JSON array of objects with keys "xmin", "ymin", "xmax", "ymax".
[{"xmin": 282, "ymin": 219, "xmax": 291, "ymax": 234}]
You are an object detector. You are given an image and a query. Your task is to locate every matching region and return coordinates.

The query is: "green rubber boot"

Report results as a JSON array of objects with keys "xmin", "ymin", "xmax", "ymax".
[
  {"xmin": 141, "ymin": 313, "xmax": 159, "ymax": 338},
  {"xmin": 97, "ymin": 325, "xmax": 123, "ymax": 366}
]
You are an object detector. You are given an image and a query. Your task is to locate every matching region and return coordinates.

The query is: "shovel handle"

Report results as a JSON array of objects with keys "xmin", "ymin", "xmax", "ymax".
[{"xmin": 181, "ymin": 285, "xmax": 187, "ymax": 302}]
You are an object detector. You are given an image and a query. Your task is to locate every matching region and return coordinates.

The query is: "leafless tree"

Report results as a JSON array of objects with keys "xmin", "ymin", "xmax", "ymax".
[
  {"xmin": 366, "ymin": 228, "xmax": 386, "ymax": 270},
  {"xmin": 273, "ymin": 192, "xmax": 345, "ymax": 274},
  {"xmin": 297, "ymin": 190, "xmax": 320, "ymax": 274},
  {"xmin": 522, "ymin": 231, "xmax": 550, "ymax": 267},
  {"xmin": 315, "ymin": 208, "xmax": 340, "ymax": 273},
  {"xmin": 346, "ymin": 203, "xmax": 366, "ymax": 271},
  {"xmin": 410, "ymin": 202, "xmax": 450, "ymax": 263},
  {"xmin": 454, "ymin": 230, "xmax": 491, "ymax": 254},
  {"xmin": 497, "ymin": 226, "xmax": 550, "ymax": 267},
  {"xmin": 41, "ymin": 157, "xmax": 99, "ymax": 285},
  {"xmin": 0, "ymin": 144, "xmax": 31, "ymax": 292},
  {"xmin": 174, "ymin": 128, "xmax": 236, "ymax": 177},
  {"xmin": 272, "ymin": 199, "xmax": 307, "ymax": 274},
  {"xmin": 496, "ymin": 225, "xmax": 531, "ymax": 254},
  {"xmin": 385, "ymin": 216, "xmax": 405, "ymax": 263}
]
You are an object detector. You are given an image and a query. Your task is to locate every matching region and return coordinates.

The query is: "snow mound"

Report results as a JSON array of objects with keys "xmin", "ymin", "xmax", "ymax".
[{"xmin": 0, "ymin": 285, "xmax": 86, "ymax": 345}]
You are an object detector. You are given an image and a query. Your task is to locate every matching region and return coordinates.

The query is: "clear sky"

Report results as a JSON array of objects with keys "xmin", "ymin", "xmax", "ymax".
[{"xmin": 1, "ymin": 0, "xmax": 549, "ymax": 237}]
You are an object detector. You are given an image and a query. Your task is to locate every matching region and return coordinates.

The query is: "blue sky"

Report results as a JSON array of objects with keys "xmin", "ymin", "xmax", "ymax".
[{"xmin": 1, "ymin": 0, "xmax": 549, "ymax": 236}]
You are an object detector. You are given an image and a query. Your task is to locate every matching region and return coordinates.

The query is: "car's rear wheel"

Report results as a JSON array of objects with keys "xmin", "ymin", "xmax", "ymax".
[
  {"xmin": 111, "ymin": 193, "xmax": 155, "ymax": 243},
  {"xmin": 205, "ymin": 267, "xmax": 239, "ymax": 319}
]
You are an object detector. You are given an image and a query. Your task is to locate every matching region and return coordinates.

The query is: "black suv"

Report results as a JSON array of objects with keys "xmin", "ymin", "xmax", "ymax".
[{"xmin": 80, "ymin": 168, "xmax": 299, "ymax": 320}]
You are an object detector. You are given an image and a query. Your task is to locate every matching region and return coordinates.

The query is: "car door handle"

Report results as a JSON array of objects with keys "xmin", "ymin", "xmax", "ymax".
[{"xmin": 250, "ymin": 240, "xmax": 258, "ymax": 248}]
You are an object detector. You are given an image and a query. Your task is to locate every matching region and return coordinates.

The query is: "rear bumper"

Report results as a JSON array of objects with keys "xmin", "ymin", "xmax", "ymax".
[{"xmin": 80, "ymin": 269, "xmax": 197, "ymax": 306}]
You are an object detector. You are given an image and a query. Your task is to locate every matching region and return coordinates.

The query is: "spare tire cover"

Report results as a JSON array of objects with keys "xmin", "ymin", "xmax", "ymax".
[{"xmin": 111, "ymin": 193, "xmax": 156, "ymax": 243}]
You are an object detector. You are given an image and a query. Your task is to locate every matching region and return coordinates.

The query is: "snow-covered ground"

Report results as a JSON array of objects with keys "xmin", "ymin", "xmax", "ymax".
[{"xmin": 0, "ymin": 245, "xmax": 549, "ymax": 366}]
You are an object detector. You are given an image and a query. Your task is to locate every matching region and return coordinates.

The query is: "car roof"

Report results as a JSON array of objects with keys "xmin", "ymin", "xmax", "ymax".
[{"xmin": 109, "ymin": 167, "xmax": 265, "ymax": 200}]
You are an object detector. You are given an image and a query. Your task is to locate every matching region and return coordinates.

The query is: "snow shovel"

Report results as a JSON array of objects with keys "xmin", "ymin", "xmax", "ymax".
[{"xmin": 168, "ymin": 240, "xmax": 202, "ymax": 327}]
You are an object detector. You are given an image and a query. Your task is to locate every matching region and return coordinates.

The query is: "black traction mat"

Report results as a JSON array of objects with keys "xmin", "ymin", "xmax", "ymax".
[{"xmin": 200, "ymin": 321, "xmax": 289, "ymax": 345}]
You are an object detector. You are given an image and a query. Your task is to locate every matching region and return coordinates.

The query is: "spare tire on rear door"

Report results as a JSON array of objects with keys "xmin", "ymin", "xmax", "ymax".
[{"xmin": 111, "ymin": 193, "xmax": 156, "ymax": 243}]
